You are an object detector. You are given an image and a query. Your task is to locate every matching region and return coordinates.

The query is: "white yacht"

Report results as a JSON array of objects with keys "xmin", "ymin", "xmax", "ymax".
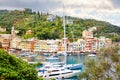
[
  {"xmin": 38, "ymin": 66, "xmax": 80, "ymax": 79},
  {"xmin": 37, "ymin": 6, "xmax": 82, "ymax": 79}
]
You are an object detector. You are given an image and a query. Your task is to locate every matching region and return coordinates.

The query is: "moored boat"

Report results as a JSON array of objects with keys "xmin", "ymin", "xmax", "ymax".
[
  {"xmin": 38, "ymin": 67, "xmax": 80, "ymax": 79},
  {"xmin": 87, "ymin": 54, "xmax": 96, "ymax": 57},
  {"xmin": 66, "ymin": 63, "xmax": 83, "ymax": 70}
]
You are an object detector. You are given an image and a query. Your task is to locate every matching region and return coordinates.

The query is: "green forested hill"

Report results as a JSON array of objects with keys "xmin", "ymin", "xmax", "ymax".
[{"xmin": 0, "ymin": 9, "xmax": 120, "ymax": 42}]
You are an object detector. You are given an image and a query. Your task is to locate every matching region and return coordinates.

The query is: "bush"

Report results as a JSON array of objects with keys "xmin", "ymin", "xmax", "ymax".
[{"xmin": 0, "ymin": 49, "xmax": 39, "ymax": 80}]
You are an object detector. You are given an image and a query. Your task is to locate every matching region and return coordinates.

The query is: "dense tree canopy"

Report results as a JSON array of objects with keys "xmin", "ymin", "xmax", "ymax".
[{"xmin": 0, "ymin": 49, "xmax": 39, "ymax": 80}]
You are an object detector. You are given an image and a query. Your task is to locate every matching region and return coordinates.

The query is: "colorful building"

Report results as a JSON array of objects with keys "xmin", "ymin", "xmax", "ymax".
[
  {"xmin": 10, "ymin": 37, "xmax": 21, "ymax": 49},
  {"xmin": 0, "ymin": 34, "xmax": 11, "ymax": 52},
  {"xmin": 20, "ymin": 38, "xmax": 36, "ymax": 52}
]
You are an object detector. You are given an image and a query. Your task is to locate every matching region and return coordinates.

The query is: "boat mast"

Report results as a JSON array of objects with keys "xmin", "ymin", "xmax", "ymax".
[{"xmin": 63, "ymin": 4, "xmax": 67, "ymax": 64}]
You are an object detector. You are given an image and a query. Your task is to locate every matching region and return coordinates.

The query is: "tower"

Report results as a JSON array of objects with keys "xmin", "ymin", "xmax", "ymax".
[{"xmin": 11, "ymin": 26, "xmax": 15, "ymax": 39}]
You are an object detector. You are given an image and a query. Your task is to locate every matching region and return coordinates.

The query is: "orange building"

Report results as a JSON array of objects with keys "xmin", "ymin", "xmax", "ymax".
[
  {"xmin": 0, "ymin": 34, "xmax": 11, "ymax": 52},
  {"xmin": 20, "ymin": 38, "xmax": 36, "ymax": 52}
]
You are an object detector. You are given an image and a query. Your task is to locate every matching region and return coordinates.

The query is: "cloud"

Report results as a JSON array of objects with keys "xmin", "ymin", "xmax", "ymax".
[
  {"xmin": 0, "ymin": 0, "xmax": 61, "ymax": 12},
  {"xmin": 111, "ymin": 0, "xmax": 120, "ymax": 8},
  {"xmin": 0, "ymin": 0, "xmax": 120, "ymax": 26}
]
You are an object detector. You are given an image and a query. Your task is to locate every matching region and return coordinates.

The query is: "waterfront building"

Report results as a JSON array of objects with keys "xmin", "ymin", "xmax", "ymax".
[
  {"xmin": 10, "ymin": 37, "xmax": 21, "ymax": 49},
  {"xmin": 77, "ymin": 39, "xmax": 85, "ymax": 52},
  {"xmin": 46, "ymin": 40, "xmax": 57, "ymax": 52},
  {"xmin": 98, "ymin": 36, "xmax": 112, "ymax": 49},
  {"xmin": 20, "ymin": 37, "xmax": 36, "ymax": 52},
  {"xmin": 75, "ymin": 30, "xmax": 112, "ymax": 52},
  {"xmin": 0, "ymin": 25, "xmax": 111, "ymax": 53},
  {"xmin": 91, "ymin": 38, "xmax": 98, "ymax": 52},
  {"xmin": 58, "ymin": 40, "xmax": 62, "ymax": 51},
  {"xmin": 68, "ymin": 43, "xmax": 74, "ymax": 52},
  {"xmin": 34, "ymin": 39, "xmax": 61, "ymax": 52},
  {"xmin": 34, "ymin": 40, "xmax": 49, "ymax": 52},
  {"xmin": 61, "ymin": 38, "xmax": 69, "ymax": 51},
  {"xmin": 0, "ymin": 26, "xmax": 16, "ymax": 52},
  {"xmin": 0, "ymin": 34, "xmax": 11, "ymax": 52}
]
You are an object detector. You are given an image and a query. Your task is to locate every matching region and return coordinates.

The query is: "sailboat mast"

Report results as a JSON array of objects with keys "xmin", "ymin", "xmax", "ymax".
[{"xmin": 63, "ymin": 5, "xmax": 67, "ymax": 64}]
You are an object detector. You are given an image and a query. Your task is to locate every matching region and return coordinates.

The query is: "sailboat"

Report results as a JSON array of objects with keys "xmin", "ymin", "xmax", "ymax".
[
  {"xmin": 61, "ymin": 5, "xmax": 83, "ymax": 70},
  {"xmin": 37, "ymin": 5, "xmax": 82, "ymax": 79}
]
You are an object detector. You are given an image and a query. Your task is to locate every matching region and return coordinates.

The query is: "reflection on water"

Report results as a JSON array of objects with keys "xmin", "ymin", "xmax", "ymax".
[{"xmin": 58, "ymin": 54, "xmax": 85, "ymax": 80}]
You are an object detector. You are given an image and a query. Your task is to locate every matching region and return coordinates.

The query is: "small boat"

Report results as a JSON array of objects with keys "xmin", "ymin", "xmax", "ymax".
[
  {"xmin": 28, "ymin": 54, "xmax": 37, "ymax": 58},
  {"xmin": 87, "ymin": 54, "xmax": 96, "ymax": 57},
  {"xmin": 20, "ymin": 53, "xmax": 30, "ymax": 57},
  {"xmin": 57, "ymin": 51, "xmax": 64, "ymax": 56},
  {"xmin": 43, "ymin": 53, "xmax": 51, "ymax": 57},
  {"xmin": 66, "ymin": 63, "xmax": 83, "ymax": 70},
  {"xmin": 45, "ymin": 55, "xmax": 60, "ymax": 63}
]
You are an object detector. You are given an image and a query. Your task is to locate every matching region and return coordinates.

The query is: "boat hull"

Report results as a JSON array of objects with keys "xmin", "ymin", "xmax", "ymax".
[{"xmin": 38, "ymin": 70, "xmax": 80, "ymax": 79}]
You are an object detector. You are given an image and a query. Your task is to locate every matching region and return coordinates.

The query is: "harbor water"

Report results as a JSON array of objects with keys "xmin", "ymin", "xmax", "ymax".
[
  {"xmin": 44, "ymin": 53, "xmax": 86, "ymax": 80},
  {"xmin": 62, "ymin": 54, "xmax": 85, "ymax": 80}
]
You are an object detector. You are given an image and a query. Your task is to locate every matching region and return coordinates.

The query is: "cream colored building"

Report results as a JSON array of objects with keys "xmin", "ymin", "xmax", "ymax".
[
  {"xmin": 82, "ymin": 30, "xmax": 93, "ymax": 39},
  {"xmin": 0, "ymin": 27, "xmax": 6, "ymax": 32},
  {"xmin": 10, "ymin": 37, "xmax": 21, "ymax": 49}
]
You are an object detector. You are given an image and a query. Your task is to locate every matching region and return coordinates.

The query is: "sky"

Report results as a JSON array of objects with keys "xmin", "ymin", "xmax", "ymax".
[{"xmin": 0, "ymin": 0, "xmax": 120, "ymax": 26}]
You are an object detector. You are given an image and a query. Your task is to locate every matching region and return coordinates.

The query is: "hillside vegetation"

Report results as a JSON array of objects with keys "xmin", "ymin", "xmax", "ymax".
[{"xmin": 0, "ymin": 8, "xmax": 120, "ymax": 42}]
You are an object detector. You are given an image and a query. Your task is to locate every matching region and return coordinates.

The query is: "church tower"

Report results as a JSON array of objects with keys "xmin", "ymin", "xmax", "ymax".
[{"xmin": 11, "ymin": 26, "xmax": 15, "ymax": 39}]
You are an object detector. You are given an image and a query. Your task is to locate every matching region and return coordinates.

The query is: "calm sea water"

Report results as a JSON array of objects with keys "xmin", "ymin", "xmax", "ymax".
[{"xmin": 63, "ymin": 54, "xmax": 85, "ymax": 80}]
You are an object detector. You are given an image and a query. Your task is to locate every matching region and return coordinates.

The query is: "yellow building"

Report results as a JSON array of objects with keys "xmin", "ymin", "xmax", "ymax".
[
  {"xmin": 20, "ymin": 38, "xmax": 36, "ymax": 52},
  {"xmin": 34, "ymin": 40, "xmax": 50, "ymax": 52},
  {"xmin": 10, "ymin": 37, "xmax": 21, "ymax": 49}
]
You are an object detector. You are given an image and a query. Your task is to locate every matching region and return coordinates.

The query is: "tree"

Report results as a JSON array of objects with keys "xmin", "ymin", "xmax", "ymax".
[
  {"xmin": 0, "ymin": 49, "xmax": 40, "ymax": 80},
  {"xmin": 0, "ymin": 42, "xmax": 2, "ymax": 48},
  {"xmin": 116, "ymin": 64, "xmax": 120, "ymax": 80},
  {"xmin": 79, "ymin": 45, "xmax": 120, "ymax": 80}
]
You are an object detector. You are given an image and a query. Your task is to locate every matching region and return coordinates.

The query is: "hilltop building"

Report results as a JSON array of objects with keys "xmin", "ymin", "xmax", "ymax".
[
  {"xmin": 82, "ymin": 30, "xmax": 93, "ymax": 39},
  {"xmin": 26, "ymin": 30, "xmax": 33, "ymax": 35},
  {"xmin": 66, "ymin": 19, "xmax": 73, "ymax": 25},
  {"xmin": 47, "ymin": 14, "xmax": 56, "ymax": 22},
  {"xmin": 0, "ymin": 27, "xmax": 6, "ymax": 32}
]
